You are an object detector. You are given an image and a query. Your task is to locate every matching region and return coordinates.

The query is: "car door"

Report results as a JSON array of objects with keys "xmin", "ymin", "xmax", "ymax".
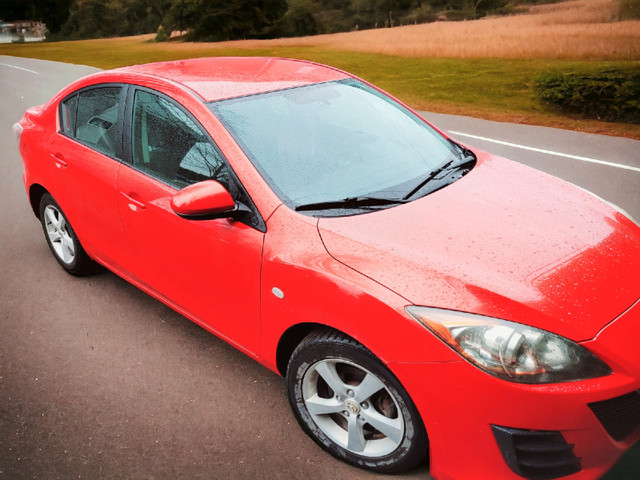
[
  {"xmin": 47, "ymin": 84, "xmax": 128, "ymax": 267},
  {"xmin": 115, "ymin": 87, "xmax": 264, "ymax": 355}
]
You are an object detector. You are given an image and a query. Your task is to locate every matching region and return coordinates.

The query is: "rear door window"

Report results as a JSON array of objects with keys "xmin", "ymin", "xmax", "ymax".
[{"xmin": 64, "ymin": 86, "xmax": 123, "ymax": 158}]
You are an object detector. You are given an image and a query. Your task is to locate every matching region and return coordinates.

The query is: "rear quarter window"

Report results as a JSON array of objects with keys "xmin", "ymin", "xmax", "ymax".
[{"xmin": 60, "ymin": 94, "xmax": 77, "ymax": 136}]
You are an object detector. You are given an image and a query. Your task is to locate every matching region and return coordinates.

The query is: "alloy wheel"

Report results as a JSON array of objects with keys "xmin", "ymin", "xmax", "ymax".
[
  {"xmin": 301, "ymin": 358, "xmax": 405, "ymax": 458},
  {"xmin": 43, "ymin": 204, "xmax": 76, "ymax": 265}
]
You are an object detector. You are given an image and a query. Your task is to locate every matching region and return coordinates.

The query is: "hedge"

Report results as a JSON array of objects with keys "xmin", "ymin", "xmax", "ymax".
[
  {"xmin": 618, "ymin": 0, "xmax": 640, "ymax": 20},
  {"xmin": 535, "ymin": 69, "xmax": 640, "ymax": 124}
]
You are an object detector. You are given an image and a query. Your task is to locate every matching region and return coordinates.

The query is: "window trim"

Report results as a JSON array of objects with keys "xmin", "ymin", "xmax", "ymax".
[
  {"xmin": 122, "ymin": 86, "xmax": 227, "ymax": 185},
  {"xmin": 59, "ymin": 92, "xmax": 78, "ymax": 137},
  {"xmin": 58, "ymin": 83, "xmax": 129, "ymax": 161},
  {"xmin": 122, "ymin": 85, "xmax": 266, "ymax": 232}
]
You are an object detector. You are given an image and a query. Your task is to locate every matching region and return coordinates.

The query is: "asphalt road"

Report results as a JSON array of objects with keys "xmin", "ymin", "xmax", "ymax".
[{"xmin": 1, "ymin": 55, "xmax": 639, "ymax": 480}]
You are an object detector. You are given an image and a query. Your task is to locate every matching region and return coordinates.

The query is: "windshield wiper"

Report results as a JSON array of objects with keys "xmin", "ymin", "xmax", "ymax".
[
  {"xmin": 403, "ymin": 152, "xmax": 476, "ymax": 201},
  {"xmin": 448, "ymin": 152, "xmax": 476, "ymax": 170},
  {"xmin": 295, "ymin": 195, "xmax": 408, "ymax": 212},
  {"xmin": 402, "ymin": 158, "xmax": 455, "ymax": 200}
]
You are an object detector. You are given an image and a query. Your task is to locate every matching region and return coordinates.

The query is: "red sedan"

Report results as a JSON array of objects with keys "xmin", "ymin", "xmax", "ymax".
[{"xmin": 14, "ymin": 57, "xmax": 640, "ymax": 479}]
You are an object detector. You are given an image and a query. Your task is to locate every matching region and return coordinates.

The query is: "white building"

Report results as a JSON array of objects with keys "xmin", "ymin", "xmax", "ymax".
[{"xmin": 0, "ymin": 20, "xmax": 47, "ymax": 43}]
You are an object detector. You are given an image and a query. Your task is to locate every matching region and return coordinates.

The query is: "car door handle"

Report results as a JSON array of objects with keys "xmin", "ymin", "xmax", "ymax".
[
  {"xmin": 120, "ymin": 192, "xmax": 146, "ymax": 211},
  {"xmin": 50, "ymin": 153, "xmax": 67, "ymax": 169}
]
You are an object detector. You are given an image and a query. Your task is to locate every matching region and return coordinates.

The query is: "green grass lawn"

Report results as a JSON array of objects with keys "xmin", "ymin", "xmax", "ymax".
[
  {"xmin": 2, "ymin": 38, "xmax": 639, "ymax": 138},
  {"xmin": 2, "ymin": 36, "xmax": 640, "ymax": 477}
]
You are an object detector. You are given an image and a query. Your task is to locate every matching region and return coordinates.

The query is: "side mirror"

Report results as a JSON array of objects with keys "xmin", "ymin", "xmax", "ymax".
[{"xmin": 171, "ymin": 180, "xmax": 236, "ymax": 219}]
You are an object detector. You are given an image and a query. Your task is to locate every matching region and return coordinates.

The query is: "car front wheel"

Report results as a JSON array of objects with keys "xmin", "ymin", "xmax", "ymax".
[
  {"xmin": 287, "ymin": 329, "xmax": 427, "ymax": 473},
  {"xmin": 39, "ymin": 193, "xmax": 95, "ymax": 275}
]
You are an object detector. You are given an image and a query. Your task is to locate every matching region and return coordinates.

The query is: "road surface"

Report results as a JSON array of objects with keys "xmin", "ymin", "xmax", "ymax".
[{"xmin": 1, "ymin": 56, "xmax": 638, "ymax": 479}]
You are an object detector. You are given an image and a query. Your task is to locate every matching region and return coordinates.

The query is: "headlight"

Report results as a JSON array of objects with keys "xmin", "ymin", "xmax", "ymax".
[{"xmin": 406, "ymin": 306, "xmax": 612, "ymax": 384}]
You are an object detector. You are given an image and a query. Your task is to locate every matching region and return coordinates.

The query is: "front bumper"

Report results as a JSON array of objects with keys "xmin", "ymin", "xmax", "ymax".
[{"xmin": 390, "ymin": 298, "xmax": 640, "ymax": 480}]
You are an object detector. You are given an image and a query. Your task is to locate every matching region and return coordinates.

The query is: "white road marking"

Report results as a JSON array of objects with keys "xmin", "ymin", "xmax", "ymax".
[
  {"xmin": 0, "ymin": 62, "xmax": 39, "ymax": 74},
  {"xmin": 449, "ymin": 130, "xmax": 640, "ymax": 173}
]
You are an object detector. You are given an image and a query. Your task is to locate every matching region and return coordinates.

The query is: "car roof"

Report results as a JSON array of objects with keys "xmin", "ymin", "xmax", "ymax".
[{"xmin": 114, "ymin": 57, "xmax": 351, "ymax": 102}]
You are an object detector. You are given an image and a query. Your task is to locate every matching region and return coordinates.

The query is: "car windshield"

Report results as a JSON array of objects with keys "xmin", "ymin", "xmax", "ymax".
[{"xmin": 209, "ymin": 79, "xmax": 460, "ymax": 215}]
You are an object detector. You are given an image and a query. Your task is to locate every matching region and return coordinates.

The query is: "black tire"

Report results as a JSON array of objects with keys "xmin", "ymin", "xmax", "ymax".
[
  {"xmin": 39, "ymin": 193, "xmax": 96, "ymax": 275},
  {"xmin": 287, "ymin": 329, "xmax": 428, "ymax": 473}
]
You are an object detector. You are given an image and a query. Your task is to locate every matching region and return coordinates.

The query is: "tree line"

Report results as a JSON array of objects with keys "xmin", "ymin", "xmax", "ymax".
[{"xmin": 2, "ymin": 0, "xmax": 529, "ymax": 41}]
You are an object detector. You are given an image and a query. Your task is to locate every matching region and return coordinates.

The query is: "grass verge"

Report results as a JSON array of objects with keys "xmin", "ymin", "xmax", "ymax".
[{"xmin": 2, "ymin": 37, "xmax": 639, "ymax": 138}]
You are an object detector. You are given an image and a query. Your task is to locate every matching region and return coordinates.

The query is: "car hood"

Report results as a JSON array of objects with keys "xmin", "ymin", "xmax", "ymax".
[{"xmin": 317, "ymin": 153, "xmax": 640, "ymax": 341}]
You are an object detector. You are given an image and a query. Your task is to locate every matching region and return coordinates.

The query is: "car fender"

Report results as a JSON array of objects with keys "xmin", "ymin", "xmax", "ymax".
[{"xmin": 260, "ymin": 205, "xmax": 461, "ymax": 377}]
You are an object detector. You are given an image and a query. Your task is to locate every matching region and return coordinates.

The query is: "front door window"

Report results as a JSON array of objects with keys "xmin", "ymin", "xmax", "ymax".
[{"xmin": 131, "ymin": 90, "xmax": 228, "ymax": 189}]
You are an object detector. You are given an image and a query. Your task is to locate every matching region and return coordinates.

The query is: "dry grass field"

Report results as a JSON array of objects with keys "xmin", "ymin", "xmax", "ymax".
[
  {"xmin": 205, "ymin": 0, "xmax": 640, "ymax": 60},
  {"xmin": 2, "ymin": 0, "xmax": 638, "ymax": 137}
]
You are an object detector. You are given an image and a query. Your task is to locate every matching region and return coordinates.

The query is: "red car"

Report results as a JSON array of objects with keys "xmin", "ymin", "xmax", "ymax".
[{"xmin": 14, "ymin": 57, "xmax": 640, "ymax": 480}]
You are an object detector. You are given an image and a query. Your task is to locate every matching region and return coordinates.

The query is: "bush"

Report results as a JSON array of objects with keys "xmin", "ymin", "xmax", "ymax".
[
  {"xmin": 445, "ymin": 9, "xmax": 474, "ymax": 21},
  {"xmin": 401, "ymin": 6, "xmax": 438, "ymax": 25},
  {"xmin": 618, "ymin": 0, "xmax": 640, "ymax": 20},
  {"xmin": 535, "ymin": 69, "xmax": 640, "ymax": 124},
  {"xmin": 155, "ymin": 25, "xmax": 168, "ymax": 42}
]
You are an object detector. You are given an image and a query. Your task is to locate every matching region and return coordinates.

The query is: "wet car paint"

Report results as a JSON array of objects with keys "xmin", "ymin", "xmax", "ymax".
[
  {"xmin": 317, "ymin": 151, "xmax": 640, "ymax": 342},
  {"xmin": 15, "ymin": 57, "xmax": 640, "ymax": 480}
]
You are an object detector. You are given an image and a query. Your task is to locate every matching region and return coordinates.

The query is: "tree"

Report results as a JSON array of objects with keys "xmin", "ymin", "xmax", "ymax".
[
  {"xmin": 164, "ymin": 0, "xmax": 287, "ymax": 41},
  {"xmin": 472, "ymin": 0, "xmax": 483, "ymax": 18},
  {"xmin": 0, "ymin": 0, "xmax": 74, "ymax": 34},
  {"xmin": 60, "ymin": 0, "xmax": 172, "ymax": 39},
  {"xmin": 274, "ymin": 1, "xmax": 318, "ymax": 37}
]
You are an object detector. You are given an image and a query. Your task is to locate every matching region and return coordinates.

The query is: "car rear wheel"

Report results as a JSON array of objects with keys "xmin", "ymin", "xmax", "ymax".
[
  {"xmin": 39, "ymin": 194, "xmax": 96, "ymax": 275},
  {"xmin": 287, "ymin": 329, "xmax": 427, "ymax": 473}
]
